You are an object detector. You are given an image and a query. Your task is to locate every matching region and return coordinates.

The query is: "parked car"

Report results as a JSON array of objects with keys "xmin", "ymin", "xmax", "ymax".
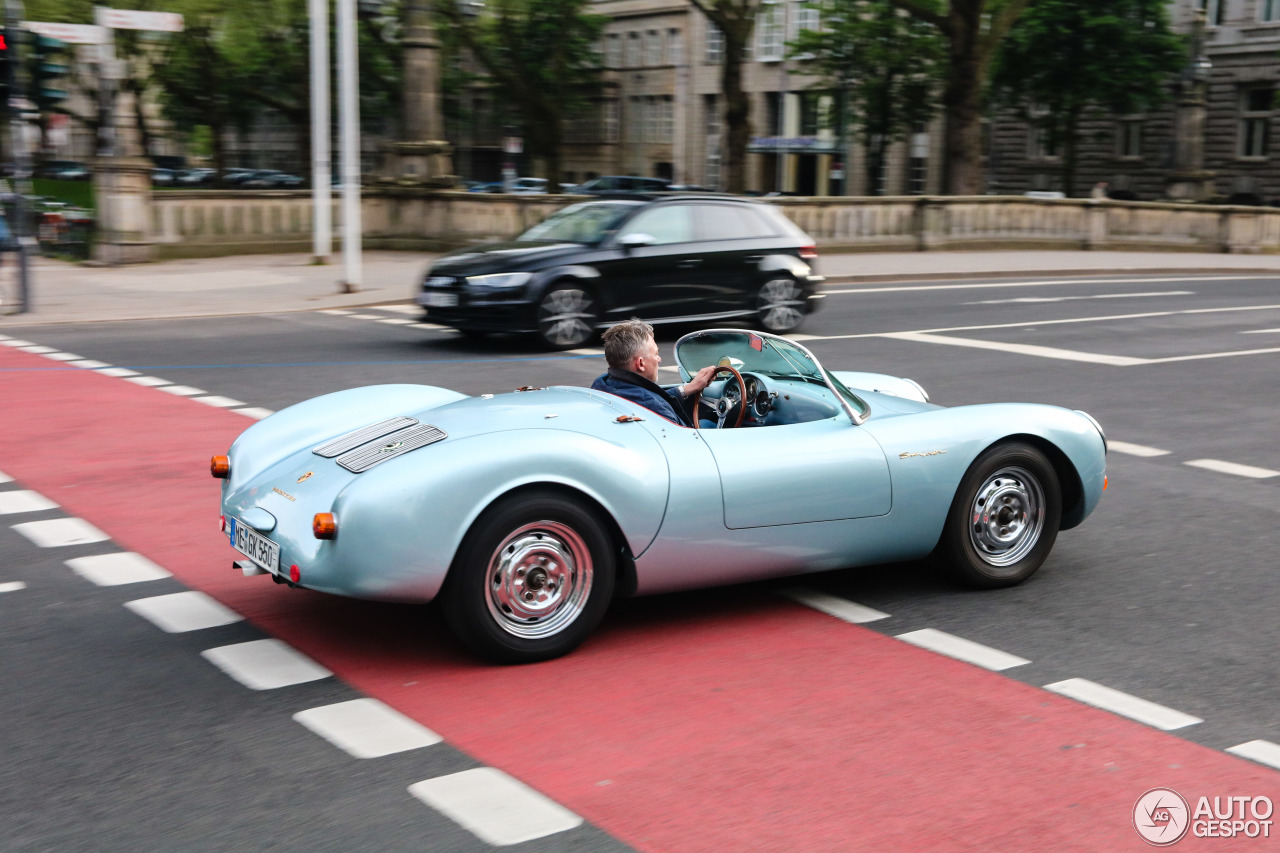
[
  {"xmin": 212, "ymin": 327, "xmax": 1108, "ymax": 662},
  {"xmin": 179, "ymin": 168, "xmax": 217, "ymax": 186},
  {"xmin": 571, "ymin": 175, "xmax": 671, "ymax": 195},
  {"xmin": 151, "ymin": 168, "xmax": 178, "ymax": 186},
  {"xmin": 416, "ymin": 195, "xmax": 823, "ymax": 348},
  {"xmin": 35, "ymin": 160, "xmax": 90, "ymax": 181}
]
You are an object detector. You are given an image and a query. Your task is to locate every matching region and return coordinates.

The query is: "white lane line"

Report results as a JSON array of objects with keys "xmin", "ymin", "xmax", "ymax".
[
  {"xmin": 0, "ymin": 581, "xmax": 27, "ymax": 593},
  {"xmin": 779, "ymin": 587, "xmax": 889, "ymax": 623},
  {"xmin": 1045, "ymin": 678, "xmax": 1202, "ymax": 730},
  {"xmin": 17, "ymin": 345, "xmax": 57, "ymax": 353},
  {"xmin": 42, "ymin": 352, "xmax": 84, "ymax": 361},
  {"xmin": 1, "ymin": 339, "xmax": 34, "ymax": 347},
  {"xmin": 1241, "ymin": 328, "xmax": 1280, "ymax": 334},
  {"xmin": 158, "ymin": 385, "xmax": 205, "ymax": 396},
  {"xmin": 97, "ymin": 367, "xmax": 141, "ymax": 377},
  {"xmin": 1108, "ymin": 441, "xmax": 1171, "ymax": 458},
  {"xmin": 69, "ymin": 359, "xmax": 110, "ymax": 369},
  {"xmin": 192, "ymin": 395, "xmax": 245, "ymax": 408},
  {"xmin": 346, "ymin": 313, "xmax": 380, "ymax": 320},
  {"xmin": 0, "ymin": 490, "xmax": 60, "ymax": 514},
  {"xmin": 371, "ymin": 303, "xmax": 421, "ymax": 315},
  {"xmin": 824, "ymin": 275, "xmax": 1256, "ymax": 295},
  {"xmin": 233, "ymin": 407, "xmax": 274, "ymax": 420},
  {"xmin": 409, "ymin": 768, "xmax": 583, "ymax": 846},
  {"xmin": 378, "ymin": 318, "xmax": 415, "ymax": 325},
  {"xmin": 294, "ymin": 699, "xmax": 442, "ymax": 758},
  {"xmin": 412, "ymin": 322, "xmax": 446, "ymax": 330},
  {"xmin": 896, "ymin": 628, "xmax": 1030, "ymax": 671},
  {"xmin": 12, "ymin": 518, "xmax": 110, "ymax": 548},
  {"xmin": 125, "ymin": 591, "xmax": 243, "ymax": 633},
  {"xmin": 201, "ymin": 639, "xmax": 332, "ymax": 690},
  {"xmin": 1227, "ymin": 740, "xmax": 1280, "ymax": 770},
  {"xmin": 969, "ymin": 291, "xmax": 1194, "ymax": 305},
  {"xmin": 879, "ymin": 331, "xmax": 1147, "ymax": 366},
  {"xmin": 1145, "ymin": 347, "xmax": 1280, "ymax": 364},
  {"xmin": 1185, "ymin": 459, "xmax": 1280, "ymax": 479},
  {"xmin": 0, "ymin": 333, "xmax": 9, "ymax": 339},
  {"xmin": 658, "ymin": 365, "xmax": 681, "ymax": 373},
  {"xmin": 125, "ymin": 375, "xmax": 171, "ymax": 387},
  {"xmin": 65, "ymin": 552, "xmax": 171, "ymax": 586},
  {"xmin": 567, "ymin": 347, "xmax": 605, "ymax": 356},
  {"xmin": 319, "ymin": 309, "xmax": 354, "ymax": 315},
  {"xmin": 0, "ymin": 469, "xmax": 11, "ymax": 483}
]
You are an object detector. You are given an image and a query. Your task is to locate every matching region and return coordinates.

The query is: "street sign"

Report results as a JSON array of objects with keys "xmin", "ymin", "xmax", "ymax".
[
  {"xmin": 20, "ymin": 22, "xmax": 109, "ymax": 44},
  {"xmin": 93, "ymin": 8, "xmax": 184, "ymax": 32}
]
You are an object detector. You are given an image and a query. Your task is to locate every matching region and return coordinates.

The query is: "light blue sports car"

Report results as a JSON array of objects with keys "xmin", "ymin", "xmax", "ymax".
[{"xmin": 212, "ymin": 329, "xmax": 1107, "ymax": 662}]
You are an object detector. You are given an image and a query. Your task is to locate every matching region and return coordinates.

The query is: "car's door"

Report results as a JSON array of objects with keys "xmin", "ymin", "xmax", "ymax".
[
  {"xmin": 599, "ymin": 204, "xmax": 700, "ymax": 320},
  {"xmin": 690, "ymin": 203, "xmax": 785, "ymax": 313},
  {"xmin": 698, "ymin": 418, "xmax": 892, "ymax": 528}
]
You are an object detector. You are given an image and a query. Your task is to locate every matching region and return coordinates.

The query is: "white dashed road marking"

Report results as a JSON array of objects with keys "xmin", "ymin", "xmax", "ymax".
[
  {"xmin": 824, "ymin": 275, "xmax": 1255, "ymax": 295},
  {"xmin": 157, "ymin": 385, "xmax": 206, "ymax": 396},
  {"xmin": 69, "ymin": 359, "xmax": 110, "ymax": 369},
  {"xmin": 409, "ymin": 768, "xmax": 583, "ymax": 846},
  {"xmin": 294, "ymin": 699, "xmax": 443, "ymax": 758},
  {"xmin": 192, "ymin": 395, "xmax": 245, "ymax": 408},
  {"xmin": 346, "ymin": 313, "xmax": 380, "ymax": 320},
  {"xmin": 65, "ymin": 552, "xmax": 172, "ymax": 586},
  {"xmin": 12, "ymin": 518, "xmax": 110, "ymax": 548},
  {"xmin": 1227, "ymin": 740, "xmax": 1280, "ymax": 770},
  {"xmin": 879, "ymin": 331, "xmax": 1147, "ymax": 366},
  {"xmin": 1108, "ymin": 441, "xmax": 1171, "ymax": 457},
  {"xmin": 319, "ymin": 308, "xmax": 354, "ymax": 315},
  {"xmin": 779, "ymin": 587, "xmax": 890, "ymax": 623},
  {"xmin": 1241, "ymin": 328, "xmax": 1280, "ymax": 334},
  {"xmin": 234, "ymin": 407, "xmax": 274, "ymax": 420},
  {"xmin": 0, "ymin": 581, "xmax": 27, "ymax": 593},
  {"xmin": 125, "ymin": 375, "xmax": 171, "ymax": 387},
  {"xmin": 42, "ymin": 352, "xmax": 84, "ymax": 361},
  {"xmin": 0, "ymin": 469, "xmax": 11, "ymax": 483},
  {"xmin": 969, "ymin": 290, "xmax": 1194, "ymax": 305},
  {"xmin": 97, "ymin": 367, "xmax": 140, "ymax": 377},
  {"xmin": 1045, "ymin": 678, "xmax": 1202, "ymax": 730},
  {"xmin": 17, "ymin": 345, "xmax": 57, "ymax": 353},
  {"xmin": 897, "ymin": 628, "xmax": 1030, "ymax": 671},
  {"xmin": 1184, "ymin": 459, "xmax": 1280, "ymax": 479},
  {"xmin": 0, "ymin": 490, "xmax": 59, "ymax": 514},
  {"xmin": 1, "ymin": 339, "xmax": 34, "ymax": 346},
  {"xmin": 201, "ymin": 639, "xmax": 332, "ymax": 690},
  {"xmin": 125, "ymin": 591, "xmax": 243, "ymax": 633},
  {"xmin": 371, "ymin": 304, "xmax": 421, "ymax": 315},
  {"xmin": 378, "ymin": 318, "xmax": 415, "ymax": 325}
]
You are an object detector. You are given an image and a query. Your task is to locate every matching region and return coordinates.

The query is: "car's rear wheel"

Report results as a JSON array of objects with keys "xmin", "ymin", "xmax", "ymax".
[
  {"xmin": 756, "ymin": 276, "xmax": 807, "ymax": 332},
  {"xmin": 442, "ymin": 490, "xmax": 615, "ymax": 663},
  {"xmin": 938, "ymin": 442, "xmax": 1061, "ymax": 588},
  {"xmin": 536, "ymin": 283, "xmax": 597, "ymax": 349}
]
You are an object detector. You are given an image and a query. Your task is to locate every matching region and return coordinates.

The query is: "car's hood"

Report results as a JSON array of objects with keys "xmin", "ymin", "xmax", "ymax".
[{"xmin": 430, "ymin": 241, "xmax": 586, "ymax": 276}]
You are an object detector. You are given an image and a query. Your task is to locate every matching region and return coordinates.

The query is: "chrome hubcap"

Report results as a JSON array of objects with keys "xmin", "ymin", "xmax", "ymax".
[
  {"xmin": 538, "ymin": 289, "xmax": 595, "ymax": 346},
  {"xmin": 485, "ymin": 521, "xmax": 593, "ymax": 638},
  {"xmin": 968, "ymin": 466, "xmax": 1044, "ymax": 567},
  {"xmin": 758, "ymin": 279, "xmax": 805, "ymax": 331}
]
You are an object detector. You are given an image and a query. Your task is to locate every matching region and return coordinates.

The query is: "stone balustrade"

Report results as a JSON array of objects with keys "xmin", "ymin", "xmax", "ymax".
[{"xmin": 147, "ymin": 189, "xmax": 1280, "ymax": 260}]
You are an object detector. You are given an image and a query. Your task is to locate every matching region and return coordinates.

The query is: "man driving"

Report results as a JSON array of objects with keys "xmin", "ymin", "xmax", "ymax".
[{"xmin": 590, "ymin": 319, "xmax": 718, "ymax": 427}]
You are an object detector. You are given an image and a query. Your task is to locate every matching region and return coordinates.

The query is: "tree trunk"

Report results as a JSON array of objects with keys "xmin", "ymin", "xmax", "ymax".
[
  {"xmin": 721, "ymin": 27, "xmax": 751, "ymax": 194},
  {"xmin": 942, "ymin": 1, "xmax": 984, "ymax": 195}
]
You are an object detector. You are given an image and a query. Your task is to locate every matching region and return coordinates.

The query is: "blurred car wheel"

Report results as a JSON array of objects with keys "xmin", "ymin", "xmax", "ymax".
[
  {"xmin": 756, "ymin": 276, "xmax": 806, "ymax": 333},
  {"xmin": 536, "ymin": 283, "xmax": 597, "ymax": 349}
]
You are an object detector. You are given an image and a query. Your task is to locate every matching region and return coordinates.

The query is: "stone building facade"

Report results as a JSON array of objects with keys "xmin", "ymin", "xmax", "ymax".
[{"xmin": 989, "ymin": 0, "xmax": 1280, "ymax": 201}]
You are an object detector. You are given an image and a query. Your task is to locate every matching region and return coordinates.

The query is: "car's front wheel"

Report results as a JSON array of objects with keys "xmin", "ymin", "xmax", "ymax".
[
  {"xmin": 536, "ymin": 283, "xmax": 598, "ymax": 349},
  {"xmin": 442, "ymin": 490, "xmax": 616, "ymax": 663},
  {"xmin": 756, "ymin": 276, "xmax": 807, "ymax": 333},
  {"xmin": 938, "ymin": 442, "xmax": 1061, "ymax": 588}
]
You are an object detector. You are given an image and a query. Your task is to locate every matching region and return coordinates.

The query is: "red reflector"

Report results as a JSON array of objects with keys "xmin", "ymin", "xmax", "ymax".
[
  {"xmin": 799, "ymin": 245, "xmax": 818, "ymax": 260},
  {"xmin": 210, "ymin": 455, "xmax": 231, "ymax": 479},
  {"xmin": 312, "ymin": 513, "xmax": 337, "ymax": 539},
  {"xmin": 290, "ymin": 564, "xmax": 300, "ymax": 583},
  {"xmin": 219, "ymin": 515, "xmax": 226, "ymax": 532}
]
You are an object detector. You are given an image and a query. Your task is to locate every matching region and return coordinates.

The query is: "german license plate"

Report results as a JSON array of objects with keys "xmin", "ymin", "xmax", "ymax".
[
  {"xmin": 229, "ymin": 517, "xmax": 280, "ymax": 573},
  {"xmin": 421, "ymin": 291, "xmax": 458, "ymax": 308}
]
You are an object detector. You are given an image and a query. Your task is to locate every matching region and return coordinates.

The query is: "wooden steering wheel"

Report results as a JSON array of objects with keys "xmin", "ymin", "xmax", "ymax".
[{"xmin": 689, "ymin": 365, "xmax": 748, "ymax": 429}]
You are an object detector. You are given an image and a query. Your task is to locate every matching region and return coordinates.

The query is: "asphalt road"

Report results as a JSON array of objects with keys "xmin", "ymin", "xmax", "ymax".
[{"xmin": 4, "ymin": 270, "xmax": 1280, "ymax": 850}]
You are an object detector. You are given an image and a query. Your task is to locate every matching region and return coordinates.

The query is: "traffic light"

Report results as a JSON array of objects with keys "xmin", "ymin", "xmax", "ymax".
[{"xmin": 30, "ymin": 34, "xmax": 69, "ymax": 114}]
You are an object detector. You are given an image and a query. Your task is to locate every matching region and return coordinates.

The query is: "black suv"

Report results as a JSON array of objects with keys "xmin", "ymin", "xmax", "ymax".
[{"xmin": 416, "ymin": 195, "xmax": 824, "ymax": 348}]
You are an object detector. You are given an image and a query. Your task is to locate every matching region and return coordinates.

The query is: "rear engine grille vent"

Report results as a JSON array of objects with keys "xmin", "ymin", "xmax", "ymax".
[
  {"xmin": 336, "ymin": 424, "xmax": 448, "ymax": 473},
  {"xmin": 313, "ymin": 417, "xmax": 418, "ymax": 458}
]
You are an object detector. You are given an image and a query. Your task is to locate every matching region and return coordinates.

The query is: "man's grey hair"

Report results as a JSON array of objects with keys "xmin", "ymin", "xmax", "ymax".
[{"xmin": 602, "ymin": 319, "xmax": 655, "ymax": 370}]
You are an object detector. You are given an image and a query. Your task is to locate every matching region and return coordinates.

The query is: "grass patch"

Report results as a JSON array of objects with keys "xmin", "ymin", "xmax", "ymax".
[{"xmin": 32, "ymin": 179, "xmax": 95, "ymax": 211}]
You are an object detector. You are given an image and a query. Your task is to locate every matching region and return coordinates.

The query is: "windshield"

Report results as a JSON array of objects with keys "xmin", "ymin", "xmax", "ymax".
[
  {"xmin": 516, "ymin": 202, "xmax": 636, "ymax": 244},
  {"xmin": 675, "ymin": 330, "xmax": 869, "ymax": 421}
]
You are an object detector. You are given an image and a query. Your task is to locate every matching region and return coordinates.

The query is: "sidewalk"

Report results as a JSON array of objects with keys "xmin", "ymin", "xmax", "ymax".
[{"xmin": 3, "ymin": 248, "xmax": 1279, "ymax": 327}]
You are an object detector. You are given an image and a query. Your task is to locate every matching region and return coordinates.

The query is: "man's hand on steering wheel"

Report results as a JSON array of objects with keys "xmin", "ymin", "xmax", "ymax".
[{"xmin": 688, "ymin": 365, "xmax": 748, "ymax": 429}]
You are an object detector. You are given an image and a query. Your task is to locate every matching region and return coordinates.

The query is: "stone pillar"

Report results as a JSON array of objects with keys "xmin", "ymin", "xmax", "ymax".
[
  {"xmin": 1166, "ymin": 11, "xmax": 1215, "ymax": 202},
  {"xmin": 92, "ymin": 157, "xmax": 155, "ymax": 264},
  {"xmin": 382, "ymin": 15, "xmax": 456, "ymax": 187}
]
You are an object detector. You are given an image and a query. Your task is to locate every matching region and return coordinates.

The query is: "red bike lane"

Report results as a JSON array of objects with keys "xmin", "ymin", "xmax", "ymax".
[{"xmin": 2, "ymin": 344, "xmax": 1275, "ymax": 852}]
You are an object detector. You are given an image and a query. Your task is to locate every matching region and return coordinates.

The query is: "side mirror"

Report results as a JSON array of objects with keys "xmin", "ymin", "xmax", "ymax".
[{"xmin": 619, "ymin": 233, "xmax": 655, "ymax": 251}]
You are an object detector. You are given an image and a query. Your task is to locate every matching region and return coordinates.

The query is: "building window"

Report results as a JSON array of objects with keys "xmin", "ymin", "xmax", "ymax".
[
  {"xmin": 1240, "ymin": 88, "xmax": 1273, "ymax": 157},
  {"xmin": 628, "ymin": 96, "xmax": 643, "ymax": 145},
  {"xmin": 706, "ymin": 22, "xmax": 723, "ymax": 63},
  {"xmin": 1026, "ymin": 104, "xmax": 1059, "ymax": 159},
  {"xmin": 646, "ymin": 30, "xmax": 662, "ymax": 66},
  {"xmin": 1264, "ymin": 0, "xmax": 1280, "ymax": 21},
  {"xmin": 1198, "ymin": 0, "xmax": 1225, "ymax": 26},
  {"xmin": 627, "ymin": 32, "xmax": 641, "ymax": 68},
  {"xmin": 1116, "ymin": 119, "xmax": 1143, "ymax": 158},
  {"xmin": 668, "ymin": 28, "xmax": 683, "ymax": 65},
  {"xmin": 765, "ymin": 91, "xmax": 784, "ymax": 136},
  {"xmin": 799, "ymin": 91, "xmax": 822, "ymax": 136},
  {"xmin": 908, "ymin": 123, "xmax": 929, "ymax": 195},
  {"xmin": 604, "ymin": 100, "xmax": 619, "ymax": 143},
  {"xmin": 757, "ymin": 2, "xmax": 784, "ymax": 61},
  {"xmin": 705, "ymin": 94, "xmax": 721, "ymax": 189},
  {"xmin": 790, "ymin": 0, "xmax": 820, "ymax": 39},
  {"xmin": 605, "ymin": 34, "xmax": 621, "ymax": 69},
  {"xmin": 661, "ymin": 96, "xmax": 674, "ymax": 143}
]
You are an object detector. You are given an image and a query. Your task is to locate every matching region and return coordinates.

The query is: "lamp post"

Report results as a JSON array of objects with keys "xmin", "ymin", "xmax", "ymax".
[{"xmin": 1165, "ymin": 10, "xmax": 1215, "ymax": 201}]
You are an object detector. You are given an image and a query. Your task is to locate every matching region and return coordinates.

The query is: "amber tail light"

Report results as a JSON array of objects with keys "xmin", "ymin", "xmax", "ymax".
[
  {"xmin": 313, "ymin": 513, "xmax": 338, "ymax": 540},
  {"xmin": 210, "ymin": 455, "xmax": 231, "ymax": 479}
]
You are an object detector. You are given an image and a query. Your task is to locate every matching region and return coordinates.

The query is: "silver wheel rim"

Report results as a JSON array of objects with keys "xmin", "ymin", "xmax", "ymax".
[
  {"xmin": 968, "ymin": 466, "xmax": 1045, "ymax": 568},
  {"xmin": 757, "ymin": 278, "xmax": 805, "ymax": 331},
  {"xmin": 538, "ymin": 288, "xmax": 595, "ymax": 346},
  {"xmin": 485, "ymin": 521, "xmax": 593, "ymax": 639}
]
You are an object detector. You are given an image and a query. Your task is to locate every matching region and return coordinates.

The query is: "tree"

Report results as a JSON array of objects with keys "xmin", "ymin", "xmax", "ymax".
[
  {"xmin": 989, "ymin": 0, "xmax": 1183, "ymax": 196},
  {"xmin": 789, "ymin": 0, "xmax": 943, "ymax": 195},
  {"xmin": 434, "ymin": 0, "xmax": 605, "ymax": 192},
  {"xmin": 685, "ymin": 0, "xmax": 762, "ymax": 193},
  {"xmin": 888, "ymin": 0, "xmax": 1031, "ymax": 194}
]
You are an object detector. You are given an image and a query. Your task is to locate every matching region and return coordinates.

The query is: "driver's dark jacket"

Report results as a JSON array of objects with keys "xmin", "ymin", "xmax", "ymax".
[{"xmin": 591, "ymin": 368, "xmax": 693, "ymax": 427}]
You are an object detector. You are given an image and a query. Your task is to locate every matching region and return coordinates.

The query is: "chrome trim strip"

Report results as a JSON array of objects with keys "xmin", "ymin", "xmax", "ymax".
[
  {"xmin": 313, "ymin": 416, "xmax": 419, "ymax": 458},
  {"xmin": 336, "ymin": 423, "xmax": 448, "ymax": 473}
]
